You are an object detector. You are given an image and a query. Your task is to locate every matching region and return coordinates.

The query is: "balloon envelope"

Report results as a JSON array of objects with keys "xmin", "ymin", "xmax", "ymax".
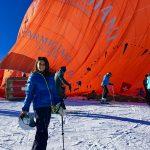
[{"xmin": 0, "ymin": 0, "xmax": 150, "ymax": 97}]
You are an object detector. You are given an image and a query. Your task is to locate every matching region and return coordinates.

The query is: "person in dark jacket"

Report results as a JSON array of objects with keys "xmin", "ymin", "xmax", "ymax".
[
  {"xmin": 20, "ymin": 57, "xmax": 61, "ymax": 150},
  {"xmin": 146, "ymin": 73, "xmax": 150, "ymax": 105},
  {"xmin": 143, "ymin": 74, "xmax": 149, "ymax": 100},
  {"xmin": 101, "ymin": 72, "xmax": 113, "ymax": 103},
  {"xmin": 54, "ymin": 66, "xmax": 71, "ymax": 109}
]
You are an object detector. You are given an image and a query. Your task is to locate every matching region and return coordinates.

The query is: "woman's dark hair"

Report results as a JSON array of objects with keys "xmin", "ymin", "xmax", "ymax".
[{"xmin": 34, "ymin": 57, "xmax": 51, "ymax": 76}]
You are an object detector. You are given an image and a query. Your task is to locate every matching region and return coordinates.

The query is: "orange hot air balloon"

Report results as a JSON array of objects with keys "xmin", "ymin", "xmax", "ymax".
[{"xmin": 0, "ymin": 0, "xmax": 150, "ymax": 98}]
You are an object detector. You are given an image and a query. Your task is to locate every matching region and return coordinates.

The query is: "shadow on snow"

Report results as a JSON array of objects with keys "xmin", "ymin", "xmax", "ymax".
[
  {"xmin": 0, "ymin": 108, "xmax": 150, "ymax": 126},
  {"xmin": 67, "ymin": 111, "xmax": 150, "ymax": 126}
]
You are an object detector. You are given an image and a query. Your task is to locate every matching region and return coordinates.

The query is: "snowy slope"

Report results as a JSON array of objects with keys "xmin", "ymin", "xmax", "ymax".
[{"xmin": 0, "ymin": 98, "xmax": 150, "ymax": 150}]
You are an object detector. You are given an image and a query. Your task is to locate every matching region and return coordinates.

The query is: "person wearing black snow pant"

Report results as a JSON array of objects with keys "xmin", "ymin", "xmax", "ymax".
[
  {"xmin": 101, "ymin": 72, "xmax": 113, "ymax": 103},
  {"xmin": 54, "ymin": 66, "xmax": 72, "ymax": 109},
  {"xmin": 20, "ymin": 57, "xmax": 61, "ymax": 150},
  {"xmin": 102, "ymin": 85, "xmax": 109, "ymax": 99},
  {"xmin": 32, "ymin": 107, "xmax": 51, "ymax": 150},
  {"xmin": 143, "ymin": 74, "xmax": 149, "ymax": 100}
]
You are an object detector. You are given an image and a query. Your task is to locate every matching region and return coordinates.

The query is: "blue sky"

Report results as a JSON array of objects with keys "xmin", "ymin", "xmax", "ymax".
[{"xmin": 0, "ymin": 0, "xmax": 32, "ymax": 61}]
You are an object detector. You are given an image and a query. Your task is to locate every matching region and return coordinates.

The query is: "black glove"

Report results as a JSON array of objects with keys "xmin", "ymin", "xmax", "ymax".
[
  {"xmin": 19, "ymin": 111, "xmax": 27, "ymax": 119},
  {"xmin": 60, "ymin": 101, "xmax": 66, "ymax": 110}
]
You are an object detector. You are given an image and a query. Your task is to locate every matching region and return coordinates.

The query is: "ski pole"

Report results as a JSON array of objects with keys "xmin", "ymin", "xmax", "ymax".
[{"xmin": 61, "ymin": 111, "xmax": 65, "ymax": 150}]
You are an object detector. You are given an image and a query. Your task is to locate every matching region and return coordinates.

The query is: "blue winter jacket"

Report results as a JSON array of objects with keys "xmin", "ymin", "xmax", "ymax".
[
  {"xmin": 101, "ymin": 74, "xmax": 111, "ymax": 86},
  {"xmin": 22, "ymin": 72, "xmax": 60, "ymax": 112}
]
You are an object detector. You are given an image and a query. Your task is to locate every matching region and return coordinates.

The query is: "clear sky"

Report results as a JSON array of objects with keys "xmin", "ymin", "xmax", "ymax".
[{"xmin": 0, "ymin": 0, "xmax": 32, "ymax": 61}]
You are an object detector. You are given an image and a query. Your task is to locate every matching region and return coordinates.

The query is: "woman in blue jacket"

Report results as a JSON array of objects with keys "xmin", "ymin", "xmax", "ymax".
[{"xmin": 20, "ymin": 57, "xmax": 60, "ymax": 150}]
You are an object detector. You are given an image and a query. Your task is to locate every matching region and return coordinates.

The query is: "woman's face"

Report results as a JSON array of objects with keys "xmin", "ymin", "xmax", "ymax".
[{"xmin": 37, "ymin": 60, "xmax": 46, "ymax": 72}]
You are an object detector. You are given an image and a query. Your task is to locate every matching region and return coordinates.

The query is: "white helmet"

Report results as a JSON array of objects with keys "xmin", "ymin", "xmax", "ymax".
[{"xmin": 19, "ymin": 113, "xmax": 36, "ymax": 130}]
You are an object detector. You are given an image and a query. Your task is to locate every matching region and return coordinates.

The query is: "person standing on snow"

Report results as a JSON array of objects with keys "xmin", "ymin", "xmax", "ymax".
[
  {"xmin": 20, "ymin": 57, "xmax": 61, "ymax": 150},
  {"xmin": 54, "ymin": 66, "xmax": 71, "ymax": 109},
  {"xmin": 101, "ymin": 72, "xmax": 113, "ymax": 103},
  {"xmin": 143, "ymin": 74, "xmax": 149, "ymax": 100},
  {"xmin": 146, "ymin": 73, "xmax": 150, "ymax": 105}
]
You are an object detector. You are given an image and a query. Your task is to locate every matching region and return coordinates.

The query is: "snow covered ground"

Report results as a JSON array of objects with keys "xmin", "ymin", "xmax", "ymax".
[{"xmin": 0, "ymin": 97, "xmax": 150, "ymax": 150}]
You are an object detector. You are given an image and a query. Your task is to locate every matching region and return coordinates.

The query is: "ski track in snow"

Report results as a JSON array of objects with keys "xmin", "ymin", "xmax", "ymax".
[{"xmin": 0, "ymin": 99, "xmax": 150, "ymax": 150}]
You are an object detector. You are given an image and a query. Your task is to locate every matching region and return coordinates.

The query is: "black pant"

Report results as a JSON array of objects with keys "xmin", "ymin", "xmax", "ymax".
[
  {"xmin": 147, "ymin": 89, "xmax": 150, "ymax": 105},
  {"xmin": 32, "ymin": 107, "xmax": 51, "ymax": 150},
  {"xmin": 60, "ymin": 98, "xmax": 66, "ymax": 109},
  {"xmin": 59, "ymin": 90, "xmax": 66, "ymax": 109},
  {"xmin": 102, "ymin": 85, "xmax": 109, "ymax": 99}
]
